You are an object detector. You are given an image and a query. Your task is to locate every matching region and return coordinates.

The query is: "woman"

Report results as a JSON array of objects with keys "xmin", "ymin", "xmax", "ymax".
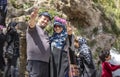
[
  {"xmin": 49, "ymin": 16, "xmax": 69, "ymax": 77},
  {"xmin": 3, "ymin": 22, "xmax": 19, "ymax": 77},
  {"xmin": 74, "ymin": 37, "xmax": 96, "ymax": 77}
]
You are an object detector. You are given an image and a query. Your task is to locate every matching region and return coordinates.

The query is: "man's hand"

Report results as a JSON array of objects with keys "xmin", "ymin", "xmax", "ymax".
[
  {"xmin": 30, "ymin": 7, "xmax": 39, "ymax": 19},
  {"xmin": 28, "ymin": 7, "xmax": 39, "ymax": 28}
]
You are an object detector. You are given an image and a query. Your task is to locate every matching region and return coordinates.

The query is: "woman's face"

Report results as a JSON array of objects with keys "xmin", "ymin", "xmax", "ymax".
[
  {"xmin": 67, "ymin": 27, "xmax": 72, "ymax": 35},
  {"xmin": 54, "ymin": 25, "xmax": 63, "ymax": 33}
]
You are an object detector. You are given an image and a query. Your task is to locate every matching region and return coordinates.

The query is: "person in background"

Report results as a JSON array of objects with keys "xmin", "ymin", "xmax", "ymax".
[
  {"xmin": 0, "ymin": 25, "xmax": 6, "ymax": 74},
  {"xmin": 0, "ymin": 0, "xmax": 7, "ymax": 26},
  {"xmin": 49, "ymin": 16, "xmax": 68, "ymax": 77},
  {"xmin": 66, "ymin": 25, "xmax": 76, "ymax": 64},
  {"xmin": 26, "ymin": 7, "xmax": 52, "ymax": 77},
  {"xmin": 99, "ymin": 49, "xmax": 120, "ymax": 77},
  {"xmin": 74, "ymin": 37, "xmax": 96, "ymax": 77},
  {"xmin": 66, "ymin": 25, "xmax": 80, "ymax": 77},
  {"xmin": 3, "ymin": 22, "xmax": 20, "ymax": 77}
]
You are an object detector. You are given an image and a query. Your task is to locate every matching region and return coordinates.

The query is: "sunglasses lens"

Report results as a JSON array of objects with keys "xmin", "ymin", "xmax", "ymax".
[{"xmin": 54, "ymin": 25, "xmax": 61, "ymax": 28}]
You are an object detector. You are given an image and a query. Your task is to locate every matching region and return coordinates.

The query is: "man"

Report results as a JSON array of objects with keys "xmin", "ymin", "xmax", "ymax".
[{"xmin": 26, "ymin": 7, "xmax": 52, "ymax": 77}]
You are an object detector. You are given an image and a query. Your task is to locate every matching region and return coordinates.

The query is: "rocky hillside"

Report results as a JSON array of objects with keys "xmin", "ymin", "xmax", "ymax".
[
  {"xmin": 5, "ymin": 0, "xmax": 120, "ymax": 77},
  {"xmin": 7, "ymin": 0, "xmax": 120, "ymax": 52}
]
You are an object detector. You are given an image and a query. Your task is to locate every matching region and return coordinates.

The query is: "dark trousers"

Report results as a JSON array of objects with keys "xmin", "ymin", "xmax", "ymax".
[
  {"xmin": 26, "ymin": 60, "xmax": 49, "ymax": 77},
  {"xmin": 0, "ymin": 54, "xmax": 5, "ymax": 71},
  {"xmin": 3, "ymin": 57, "xmax": 18, "ymax": 77}
]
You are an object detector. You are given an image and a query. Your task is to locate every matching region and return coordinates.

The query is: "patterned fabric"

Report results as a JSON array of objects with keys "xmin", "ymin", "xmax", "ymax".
[
  {"xmin": 77, "ymin": 37, "xmax": 96, "ymax": 77},
  {"xmin": 78, "ymin": 37, "xmax": 91, "ymax": 65},
  {"xmin": 50, "ymin": 29, "xmax": 67, "ymax": 49},
  {"xmin": 50, "ymin": 17, "xmax": 67, "ymax": 49},
  {"xmin": 78, "ymin": 37, "xmax": 87, "ymax": 45}
]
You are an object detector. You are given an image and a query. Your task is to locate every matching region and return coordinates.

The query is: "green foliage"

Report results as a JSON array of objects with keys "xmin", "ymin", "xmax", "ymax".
[
  {"xmin": 96, "ymin": 47, "xmax": 102, "ymax": 52},
  {"xmin": 74, "ymin": 25, "xmax": 85, "ymax": 36},
  {"xmin": 45, "ymin": 24, "xmax": 54, "ymax": 36},
  {"xmin": 102, "ymin": 25, "xmax": 110, "ymax": 33},
  {"xmin": 93, "ymin": 0, "xmax": 99, "ymax": 3},
  {"xmin": 95, "ymin": 0, "xmax": 120, "ymax": 50},
  {"xmin": 114, "ymin": 37, "xmax": 120, "ymax": 51},
  {"xmin": 74, "ymin": 30, "xmax": 81, "ymax": 36},
  {"xmin": 50, "ymin": 0, "xmax": 54, "ymax": 4},
  {"xmin": 93, "ymin": 0, "xmax": 120, "ymax": 36},
  {"xmin": 88, "ymin": 39, "xmax": 97, "ymax": 47},
  {"xmin": 111, "ymin": 22, "xmax": 120, "ymax": 36},
  {"xmin": 23, "ymin": 2, "xmax": 33, "ymax": 9},
  {"xmin": 10, "ymin": 0, "xmax": 23, "ymax": 9},
  {"xmin": 93, "ymin": 27, "xmax": 98, "ymax": 35},
  {"xmin": 25, "ymin": 15, "xmax": 30, "ymax": 22},
  {"xmin": 10, "ymin": 0, "xmax": 33, "ymax": 9}
]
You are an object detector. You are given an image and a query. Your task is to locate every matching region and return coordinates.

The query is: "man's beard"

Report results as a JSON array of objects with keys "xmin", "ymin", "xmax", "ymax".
[
  {"xmin": 40, "ymin": 26, "xmax": 45, "ymax": 29},
  {"xmin": 37, "ymin": 22, "xmax": 45, "ymax": 29}
]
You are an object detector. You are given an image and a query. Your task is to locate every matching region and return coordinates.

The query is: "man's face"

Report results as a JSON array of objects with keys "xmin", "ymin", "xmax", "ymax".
[{"xmin": 38, "ymin": 15, "xmax": 50, "ymax": 28}]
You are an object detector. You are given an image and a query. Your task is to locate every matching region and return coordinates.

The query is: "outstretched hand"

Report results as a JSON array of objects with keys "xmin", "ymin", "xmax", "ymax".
[
  {"xmin": 30, "ymin": 7, "xmax": 39, "ymax": 19},
  {"xmin": 28, "ymin": 7, "xmax": 39, "ymax": 28}
]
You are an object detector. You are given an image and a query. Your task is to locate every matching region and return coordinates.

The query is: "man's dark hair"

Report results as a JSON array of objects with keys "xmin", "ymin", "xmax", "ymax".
[{"xmin": 39, "ymin": 12, "xmax": 52, "ymax": 20}]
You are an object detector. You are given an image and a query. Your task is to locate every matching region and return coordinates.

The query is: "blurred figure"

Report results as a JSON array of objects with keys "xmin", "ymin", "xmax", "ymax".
[
  {"xmin": 49, "ymin": 16, "xmax": 68, "ymax": 77},
  {"xmin": 66, "ymin": 25, "xmax": 76, "ymax": 64},
  {"xmin": 3, "ymin": 22, "xmax": 20, "ymax": 77},
  {"xmin": 74, "ymin": 37, "xmax": 96, "ymax": 77},
  {"xmin": 99, "ymin": 49, "xmax": 120, "ymax": 77},
  {"xmin": 0, "ymin": 25, "xmax": 6, "ymax": 73},
  {"xmin": 66, "ymin": 25, "xmax": 79, "ymax": 77}
]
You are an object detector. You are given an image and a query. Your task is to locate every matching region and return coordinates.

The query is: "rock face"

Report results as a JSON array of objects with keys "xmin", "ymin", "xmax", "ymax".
[
  {"xmin": 7, "ymin": 0, "xmax": 51, "ymax": 18},
  {"xmin": 54, "ymin": 0, "xmax": 116, "ymax": 51},
  {"xmin": 6, "ymin": 0, "xmax": 120, "ymax": 76},
  {"xmin": 7, "ymin": 0, "xmax": 118, "ymax": 51},
  {"xmin": 55, "ymin": 0, "xmax": 101, "ymax": 27}
]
